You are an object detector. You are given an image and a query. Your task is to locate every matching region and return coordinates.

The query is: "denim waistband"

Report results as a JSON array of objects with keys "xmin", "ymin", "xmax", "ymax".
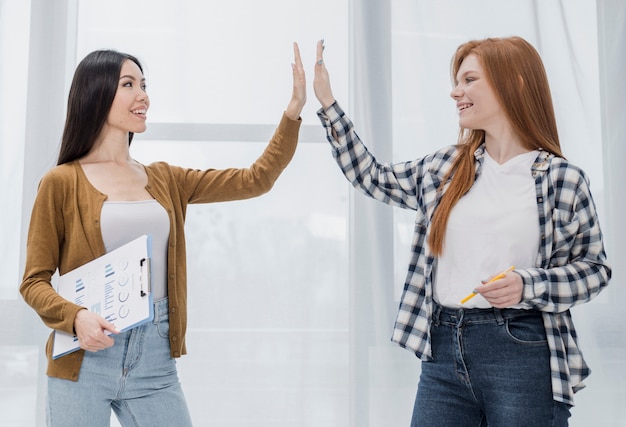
[
  {"xmin": 432, "ymin": 302, "xmax": 541, "ymax": 326},
  {"xmin": 154, "ymin": 297, "xmax": 169, "ymax": 321}
]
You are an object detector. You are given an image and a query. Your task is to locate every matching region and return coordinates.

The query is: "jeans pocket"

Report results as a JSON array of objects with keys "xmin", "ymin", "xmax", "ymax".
[
  {"xmin": 154, "ymin": 312, "xmax": 170, "ymax": 339},
  {"xmin": 504, "ymin": 314, "xmax": 547, "ymax": 345}
]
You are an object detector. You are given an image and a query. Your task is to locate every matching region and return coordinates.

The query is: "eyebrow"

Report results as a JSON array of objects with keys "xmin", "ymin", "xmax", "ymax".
[
  {"xmin": 455, "ymin": 69, "xmax": 479, "ymax": 82},
  {"xmin": 119, "ymin": 74, "xmax": 145, "ymax": 82},
  {"xmin": 458, "ymin": 69, "xmax": 479, "ymax": 77}
]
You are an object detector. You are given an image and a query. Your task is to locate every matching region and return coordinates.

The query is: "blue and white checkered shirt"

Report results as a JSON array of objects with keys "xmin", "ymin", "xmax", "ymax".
[{"xmin": 318, "ymin": 102, "xmax": 611, "ymax": 406}]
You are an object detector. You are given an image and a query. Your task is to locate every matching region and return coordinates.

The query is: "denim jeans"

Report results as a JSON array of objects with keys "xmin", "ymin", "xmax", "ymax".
[
  {"xmin": 411, "ymin": 304, "xmax": 571, "ymax": 426},
  {"xmin": 47, "ymin": 298, "xmax": 192, "ymax": 427}
]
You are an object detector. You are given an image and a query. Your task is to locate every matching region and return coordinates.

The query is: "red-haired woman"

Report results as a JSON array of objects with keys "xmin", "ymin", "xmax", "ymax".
[{"xmin": 313, "ymin": 37, "xmax": 610, "ymax": 426}]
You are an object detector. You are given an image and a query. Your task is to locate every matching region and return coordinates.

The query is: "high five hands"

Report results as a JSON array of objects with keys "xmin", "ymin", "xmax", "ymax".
[{"xmin": 287, "ymin": 40, "xmax": 336, "ymax": 120}]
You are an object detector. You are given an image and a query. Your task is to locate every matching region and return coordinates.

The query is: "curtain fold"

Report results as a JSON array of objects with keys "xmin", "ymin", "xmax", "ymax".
[{"xmin": 2, "ymin": 0, "xmax": 623, "ymax": 425}]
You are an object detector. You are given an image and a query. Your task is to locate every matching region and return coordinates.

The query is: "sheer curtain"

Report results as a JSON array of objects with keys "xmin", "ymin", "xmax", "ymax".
[
  {"xmin": 4, "ymin": 0, "xmax": 353, "ymax": 426},
  {"xmin": 1, "ymin": 0, "xmax": 625, "ymax": 426},
  {"xmin": 1, "ymin": 1, "xmax": 72, "ymax": 425},
  {"xmin": 0, "ymin": 0, "xmax": 30, "ymax": 300},
  {"xmin": 0, "ymin": 1, "xmax": 34, "ymax": 425},
  {"xmin": 351, "ymin": 0, "xmax": 625, "ymax": 426}
]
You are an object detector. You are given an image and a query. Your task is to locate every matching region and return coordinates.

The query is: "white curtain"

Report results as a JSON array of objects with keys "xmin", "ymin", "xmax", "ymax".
[
  {"xmin": 1, "ymin": 0, "xmax": 624, "ymax": 426},
  {"xmin": 350, "ymin": 0, "xmax": 625, "ymax": 426},
  {"xmin": 0, "ymin": 0, "xmax": 29, "ymax": 300}
]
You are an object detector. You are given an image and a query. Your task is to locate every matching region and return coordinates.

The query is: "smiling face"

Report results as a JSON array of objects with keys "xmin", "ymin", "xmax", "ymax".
[
  {"xmin": 105, "ymin": 59, "xmax": 150, "ymax": 136},
  {"xmin": 450, "ymin": 53, "xmax": 508, "ymax": 134}
]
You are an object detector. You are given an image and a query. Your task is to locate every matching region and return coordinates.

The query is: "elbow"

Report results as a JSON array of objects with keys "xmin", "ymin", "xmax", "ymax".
[{"xmin": 257, "ymin": 178, "xmax": 276, "ymax": 196}]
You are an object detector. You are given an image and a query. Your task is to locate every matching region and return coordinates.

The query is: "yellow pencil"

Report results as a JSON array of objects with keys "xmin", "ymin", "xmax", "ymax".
[{"xmin": 458, "ymin": 265, "xmax": 515, "ymax": 306}]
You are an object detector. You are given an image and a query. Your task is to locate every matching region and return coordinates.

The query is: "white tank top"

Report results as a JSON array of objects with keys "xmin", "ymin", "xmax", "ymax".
[
  {"xmin": 100, "ymin": 200, "xmax": 170, "ymax": 301},
  {"xmin": 434, "ymin": 150, "xmax": 540, "ymax": 308}
]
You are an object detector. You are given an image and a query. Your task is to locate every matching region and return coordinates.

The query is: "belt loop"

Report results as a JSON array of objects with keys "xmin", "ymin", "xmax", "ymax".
[
  {"xmin": 432, "ymin": 302, "xmax": 441, "ymax": 327},
  {"xmin": 493, "ymin": 308, "xmax": 504, "ymax": 325},
  {"xmin": 456, "ymin": 308, "xmax": 465, "ymax": 328}
]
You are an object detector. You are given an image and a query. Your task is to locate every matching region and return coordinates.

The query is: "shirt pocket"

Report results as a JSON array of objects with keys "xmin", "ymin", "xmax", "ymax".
[{"xmin": 550, "ymin": 208, "xmax": 579, "ymax": 263}]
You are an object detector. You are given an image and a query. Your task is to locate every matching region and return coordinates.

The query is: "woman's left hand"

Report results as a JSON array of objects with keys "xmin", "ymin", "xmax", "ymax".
[
  {"xmin": 474, "ymin": 271, "xmax": 524, "ymax": 308},
  {"xmin": 285, "ymin": 42, "xmax": 306, "ymax": 120}
]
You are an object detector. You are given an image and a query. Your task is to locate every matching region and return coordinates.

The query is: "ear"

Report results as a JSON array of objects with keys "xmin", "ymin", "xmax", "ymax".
[{"xmin": 517, "ymin": 74, "xmax": 524, "ymax": 90}]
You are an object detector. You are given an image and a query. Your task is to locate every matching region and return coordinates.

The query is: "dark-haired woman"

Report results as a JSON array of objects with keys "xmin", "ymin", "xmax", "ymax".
[
  {"xmin": 313, "ymin": 37, "xmax": 610, "ymax": 426},
  {"xmin": 21, "ymin": 44, "xmax": 306, "ymax": 426}
]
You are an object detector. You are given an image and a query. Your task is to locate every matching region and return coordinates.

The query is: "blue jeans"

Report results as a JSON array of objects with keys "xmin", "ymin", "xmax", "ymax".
[
  {"xmin": 47, "ymin": 298, "xmax": 192, "ymax": 427},
  {"xmin": 411, "ymin": 304, "xmax": 571, "ymax": 426}
]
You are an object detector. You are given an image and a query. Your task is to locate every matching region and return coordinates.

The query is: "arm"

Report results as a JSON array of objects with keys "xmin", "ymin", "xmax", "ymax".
[
  {"xmin": 313, "ymin": 40, "xmax": 425, "ymax": 210},
  {"xmin": 20, "ymin": 171, "xmax": 84, "ymax": 334},
  {"xmin": 516, "ymin": 167, "xmax": 610, "ymax": 312},
  {"xmin": 20, "ymin": 171, "xmax": 118, "ymax": 351},
  {"xmin": 167, "ymin": 111, "xmax": 301, "ymax": 204},
  {"xmin": 169, "ymin": 43, "xmax": 305, "ymax": 204}
]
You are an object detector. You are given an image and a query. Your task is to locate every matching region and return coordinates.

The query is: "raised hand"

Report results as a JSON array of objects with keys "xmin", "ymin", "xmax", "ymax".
[
  {"xmin": 313, "ymin": 39, "xmax": 335, "ymax": 109},
  {"xmin": 285, "ymin": 42, "xmax": 306, "ymax": 120}
]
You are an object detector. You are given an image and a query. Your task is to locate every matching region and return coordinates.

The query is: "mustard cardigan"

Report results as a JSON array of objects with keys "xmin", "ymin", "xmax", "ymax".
[{"xmin": 21, "ymin": 113, "xmax": 301, "ymax": 380}]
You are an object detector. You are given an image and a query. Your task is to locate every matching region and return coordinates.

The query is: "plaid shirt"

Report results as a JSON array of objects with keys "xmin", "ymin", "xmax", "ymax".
[{"xmin": 318, "ymin": 102, "xmax": 611, "ymax": 406}]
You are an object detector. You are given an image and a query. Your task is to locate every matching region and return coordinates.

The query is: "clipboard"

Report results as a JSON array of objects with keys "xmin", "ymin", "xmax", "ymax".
[{"xmin": 52, "ymin": 234, "xmax": 154, "ymax": 359}]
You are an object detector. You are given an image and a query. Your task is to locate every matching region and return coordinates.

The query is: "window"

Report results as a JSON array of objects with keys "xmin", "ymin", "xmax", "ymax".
[{"xmin": 76, "ymin": 1, "xmax": 351, "ymax": 425}]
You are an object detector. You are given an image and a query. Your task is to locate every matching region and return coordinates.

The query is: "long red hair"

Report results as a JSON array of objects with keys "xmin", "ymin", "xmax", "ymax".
[{"xmin": 428, "ymin": 36, "xmax": 563, "ymax": 256}]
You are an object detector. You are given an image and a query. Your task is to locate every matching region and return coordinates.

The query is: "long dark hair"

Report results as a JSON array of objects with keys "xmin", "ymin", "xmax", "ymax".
[
  {"xmin": 428, "ymin": 36, "xmax": 562, "ymax": 256},
  {"xmin": 57, "ymin": 50, "xmax": 144, "ymax": 165}
]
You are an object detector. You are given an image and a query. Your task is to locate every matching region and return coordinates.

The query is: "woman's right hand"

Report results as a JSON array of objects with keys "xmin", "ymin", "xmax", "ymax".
[
  {"xmin": 313, "ymin": 39, "xmax": 336, "ymax": 109},
  {"xmin": 74, "ymin": 309, "xmax": 119, "ymax": 352}
]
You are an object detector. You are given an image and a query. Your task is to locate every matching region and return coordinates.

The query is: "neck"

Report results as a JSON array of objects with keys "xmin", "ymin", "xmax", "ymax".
[
  {"xmin": 483, "ymin": 130, "xmax": 529, "ymax": 164},
  {"xmin": 83, "ymin": 130, "xmax": 132, "ymax": 164}
]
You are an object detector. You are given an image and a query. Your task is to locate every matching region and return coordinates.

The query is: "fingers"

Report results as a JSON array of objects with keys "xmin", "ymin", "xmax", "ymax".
[
  {"xmin": 476, "ymin": 274, "xmax": 523, "ymax": 308},
  {"xmin": 316, "ymin": 39, "xmax": 324, "ymax": 65},
  {"xmin": 291, "ymin": 42, "xmax": 305, "ymax": 84},
  {"xmin": 285, "ymin": 42, "xmax": 306, "ymax": 120},
  {"xmin": 476, "ymin": 278, "xmax": 508, "ymax": 299},
  {"xmin": 75, "ymin": 310, "xmax": 118, "ymax": 352},
  {"xmin": 313, "ymin": 39, "xmax": 335, "ymax": 109},
  {"xmin": 102, "ymin": 319, "xmax": 121, "ymax": 335},
  {"xmin": 293, "ymin": 42, "xmax": 303, "ymax": 68},
  {"xmin": 79, "ymin": 329, "xmax": 115, "ymax": 352}
]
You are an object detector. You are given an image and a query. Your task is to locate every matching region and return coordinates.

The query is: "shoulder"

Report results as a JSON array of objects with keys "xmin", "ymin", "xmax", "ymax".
[
  {"xmin": 432, "ymin": 144, "xmax": 461, "ymax": 158},
  {"xmin": 144, "ymin": 161, "xmax": 184, "ymax": 177},
  {"xmin": 144, "ymin": 161, "xmax": 193, "ymax": 186},
  {"xmin": 30, "ymin": 163, "xmax": 81, "ymax": 209},
  {"xmin": 38, "ymin": 162, "xmax": 78, "ymax": 188},
  {"xmin": 545, "ymin": 156, "xmax": 590, "ymax": 188},
  {"xmin": 145, "ymin": 161, "xmax": 173, "ymax": 173},
  {"xmin": 420, "ymin": 144, "xmax": 462, "ymax": 174},
  {"xmin": 543, "ymin": 156, "xmax": 597, "ymax": 211}
]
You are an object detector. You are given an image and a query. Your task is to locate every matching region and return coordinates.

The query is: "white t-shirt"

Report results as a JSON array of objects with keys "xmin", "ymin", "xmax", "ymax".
[{"xmin": 433, "ymin": 150, "xmax": 540, "ymax": 308}]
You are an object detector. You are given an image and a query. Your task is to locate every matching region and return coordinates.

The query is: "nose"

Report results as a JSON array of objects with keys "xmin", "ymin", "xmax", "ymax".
[
  {"xmin": 450, "ymin": 85, "xmax": 462, "ymax": 100},
  {"xmin": 136, "ymin": 88, "xmax": 149, "ymax": 104}
]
